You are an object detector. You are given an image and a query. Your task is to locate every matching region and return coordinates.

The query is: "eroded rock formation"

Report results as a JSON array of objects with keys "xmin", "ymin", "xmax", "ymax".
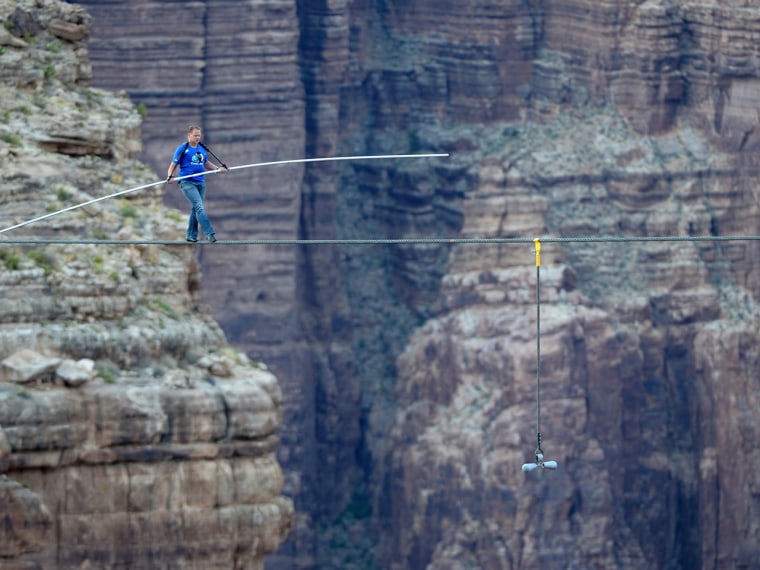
[
  {"xmin": 372, "ymin": 109, "xmax": 760, "ymax": 569},
  {"xmin": 0, "ymin": 1, "xmax": 292, "ymax": 568}
]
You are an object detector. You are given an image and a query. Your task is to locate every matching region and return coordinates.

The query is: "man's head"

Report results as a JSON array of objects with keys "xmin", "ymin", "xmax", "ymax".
[{"xmin": 187, "ymin": 126, "xmax": 202, "ymax": 145}]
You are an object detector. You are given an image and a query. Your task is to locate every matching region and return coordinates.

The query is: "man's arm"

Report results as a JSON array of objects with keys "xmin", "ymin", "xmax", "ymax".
[
  {"xmin": 204, "ymin": 160, "xmax": 227, "ymax": 173},
  {"xmin": 167, "ymin": 161, "xmax": 178, "ymax": 183}
]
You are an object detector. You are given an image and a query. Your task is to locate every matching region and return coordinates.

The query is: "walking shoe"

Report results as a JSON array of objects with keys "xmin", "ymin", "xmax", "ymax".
[
  {"xmin": 186, "ymin": 237, "xmax": 198, "ymax": 243},
  {"xmin": 207, "ymin": 234, "xmax": 217, "ymax": 243}
]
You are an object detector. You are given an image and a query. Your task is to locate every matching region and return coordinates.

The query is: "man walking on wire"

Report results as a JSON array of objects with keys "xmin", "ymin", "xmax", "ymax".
[{"xmin": 167, "ymin": 125, "xmax": 226, "ymax": 243}]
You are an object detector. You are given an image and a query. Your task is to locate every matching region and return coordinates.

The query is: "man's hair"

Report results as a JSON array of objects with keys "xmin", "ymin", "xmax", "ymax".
[{"xmin": 187, "ymin": 125, "xmax": 201, "ymax": 133}]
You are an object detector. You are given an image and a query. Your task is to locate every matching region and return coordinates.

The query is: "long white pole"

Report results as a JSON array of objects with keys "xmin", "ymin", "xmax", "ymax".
[{"xmin": 0, "ymin": 153, "xmax": 449, "ymax": 234}]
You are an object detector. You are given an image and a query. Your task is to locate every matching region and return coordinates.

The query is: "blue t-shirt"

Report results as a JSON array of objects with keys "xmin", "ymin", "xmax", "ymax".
[{"xmin": 172, "ymin": 143, "xmax": 207, "ymax": 182}]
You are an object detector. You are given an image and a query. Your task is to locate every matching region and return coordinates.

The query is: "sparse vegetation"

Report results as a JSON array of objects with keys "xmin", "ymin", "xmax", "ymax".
[
  {"xmin": 120, "ymin": 202, "xmax": 138, "ymax": 218},
  {"xmin": 1, "ymin": 131, "xmax": 21, "ymax": 146},
  {"xmin": 26, "ymin": 249, "xmax": 55, "ymax": 275},
  {"xmin": 136, "ymin": 102, "xmax": 148, "ymax": 119},
  {"xmin": 0, "ymin": 250, "xmax": 21, "ymax": 270},
  {"xmin": 43, "ymin": 64, "xmax": 56, "ymax": 81},
  {"xmin": 57, "ymin": 186, "xmax": 73, "ymax": 202},
  {"xmin": 97, "ymin": 369, "xmax": 116, "ymax": 384},
  {"xmin": 154, "ymin": 299, "xmax": 179, "ymax": 320},
  {"xmin": 32, "ymin": 94, "xmax": 46, "ymax": 109}
]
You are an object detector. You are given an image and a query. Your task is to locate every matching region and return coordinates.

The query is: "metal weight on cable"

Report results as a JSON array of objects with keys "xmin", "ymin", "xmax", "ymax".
[{"xmin": 522, "ymin": 238, "xmax": 559, "ymax": 472}]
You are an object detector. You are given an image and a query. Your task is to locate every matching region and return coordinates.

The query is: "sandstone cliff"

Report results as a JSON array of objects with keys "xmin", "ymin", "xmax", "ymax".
[
  {"xmin": 51, "ymin": 0, "xmax": 760, "ymax": 569},
  {"xmin": 0, "ymin": 1, "xmax": 292, "ymax": 568}
]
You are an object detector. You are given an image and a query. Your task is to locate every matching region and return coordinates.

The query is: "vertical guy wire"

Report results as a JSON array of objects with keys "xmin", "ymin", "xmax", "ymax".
[{"xmin": 534, "ymin": 238, "xmax": 542, "ymax": 452}]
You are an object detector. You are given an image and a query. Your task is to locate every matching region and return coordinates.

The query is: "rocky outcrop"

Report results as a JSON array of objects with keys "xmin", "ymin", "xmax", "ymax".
[
  {"xmin": 0, "ymin": 475, "xmax": 52, "ymax": 563},
  {"xmin": 0, "ymin": 1, "xmax": 292, "ymax": 568},
  {"xmin": 56, "ymin": 0, "xmax": 760, "ymax": 569},
  {"xmin": 0, "ymin": 364, "xmax": 292, "ymax": 570}
]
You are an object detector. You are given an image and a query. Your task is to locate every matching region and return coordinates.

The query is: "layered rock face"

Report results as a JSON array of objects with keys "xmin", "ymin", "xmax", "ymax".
[
  {"xmin": 0, "ymin": 1, "xmax": 292, "ymax": 568},
  {"xmin": 362, "ymin": 3, "xmax": 760, "ymax": 568},
  {"xmin": 1, "ymin": 373, "xmax": 292, "ymax": 569},
  {"xmin": 373, "ymin": 111, "xmax": 760, "ymax": 569},
  {"xmin": 64, "ymin": 0, "xmax": 760, "ymax": 569}
]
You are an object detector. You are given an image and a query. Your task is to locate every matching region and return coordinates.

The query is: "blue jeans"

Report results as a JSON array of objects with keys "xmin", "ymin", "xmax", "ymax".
[{"xmin": 180, "ymin": 180, "xmax": 215, "ymax": 239}]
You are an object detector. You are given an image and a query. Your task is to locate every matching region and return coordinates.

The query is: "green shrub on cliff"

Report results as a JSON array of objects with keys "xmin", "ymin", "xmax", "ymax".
[
  {"xmin": 26, "ymin": 249, "xmax": 55, "ymax": 275},
  {"xmin": 0, "ymin": 250, "xmax": 21, "ymax": 270},
  {"xmin": 97, "ymin": 369, "xmax": 116, "ymax": 383}
]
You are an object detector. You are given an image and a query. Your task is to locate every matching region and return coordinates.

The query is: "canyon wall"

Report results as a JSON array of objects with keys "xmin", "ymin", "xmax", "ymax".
[
  {"xmin": 0, "ymin": 1, "xmax": 293, "ymax": 568},
  {"xmin": 48, "ymin": 0, "xmax": 760, "ymax": 568}
]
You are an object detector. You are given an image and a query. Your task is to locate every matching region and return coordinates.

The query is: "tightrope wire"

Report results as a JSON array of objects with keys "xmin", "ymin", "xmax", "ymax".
[{"xmin": 1, "ymin": 235, "xmax": 760, "ymax": 246}]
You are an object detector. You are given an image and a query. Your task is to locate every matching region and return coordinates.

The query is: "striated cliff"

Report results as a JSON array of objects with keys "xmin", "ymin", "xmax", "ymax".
[
  {"xmin": 40, "ymin": 0, "xmax": 760, "ymax": 568},
  {"xmin": 373, "ymin": 110, "xmax": 760, "ymax": 569},
  {"xmin": 0, "ymin": 1, "xmax": 292, "ymax": 568}
]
